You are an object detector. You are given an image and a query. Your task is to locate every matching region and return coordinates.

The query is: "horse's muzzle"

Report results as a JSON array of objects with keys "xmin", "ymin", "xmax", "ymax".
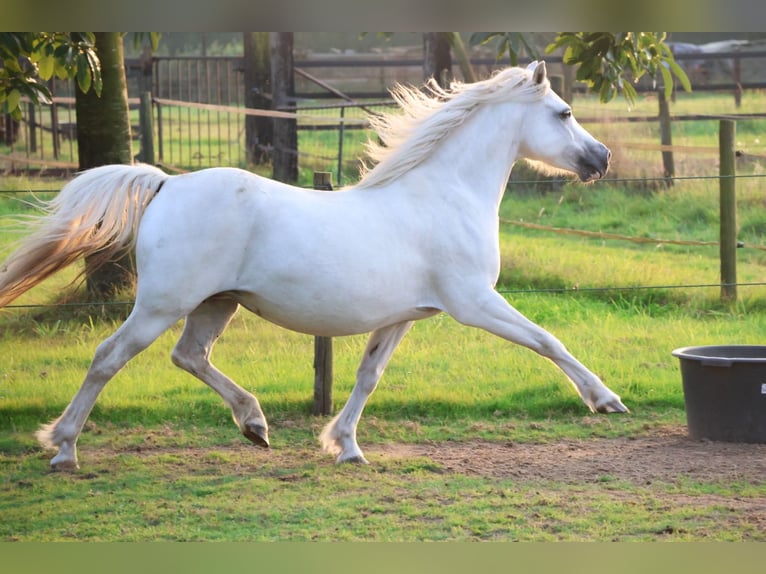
[{"xmin": 577, "ymin": 143, "xmax": 611, "ymax": 182}]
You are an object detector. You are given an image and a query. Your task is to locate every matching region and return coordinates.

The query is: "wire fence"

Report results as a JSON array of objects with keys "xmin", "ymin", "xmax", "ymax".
[
  {"xmin": 4, "ymin": 100, "xmax": 766, "ymax": 181},
  {"xmin": 5, "ymin": 282, "xmax": 766, "ymax": 310},
  {"xmin": 2, "ymin": 166, "xmax": 765, "ymax": 312},
  {"xmin": 500, "ymin": 217, "xmax": 766, "ymax": 252}
]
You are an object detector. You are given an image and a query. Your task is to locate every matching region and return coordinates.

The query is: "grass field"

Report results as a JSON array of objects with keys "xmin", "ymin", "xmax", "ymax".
[{"xmin": 1, "ymin": 89, "xmax": 765, "ymax": 541}]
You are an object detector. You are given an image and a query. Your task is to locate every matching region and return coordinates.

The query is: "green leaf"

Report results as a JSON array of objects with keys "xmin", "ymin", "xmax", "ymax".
[
  {"xmin": 599, "ymin": 80, "xmax": 614, "ymax": 102},
  {"xmin": 55, "ymin": 65, "xmax": 70, "ymax": 81},
  {"xmin": 2, "ymin": 56, "xmax": 22, "ymax": 73},
  {"xmin": 76, "ymin": 53, "xmax": 92, "ymax": 94},
  {"xmin": 518, "ymin": 34, "xmax": 540, "ymax": 61},
  {"xmin": 86, "ymin": 50, "xmax": 102, "ymax": 96},
  {"xmin": 36, "ymin": 52, "xmax": 55, "ymax": 80},
  {"xmin": 469, "ymin": 32, "xmax": 499, "ymax": 47},
  {"xmin": 667, "ymin": 59, "xmax": 692, "ymax": 93},
  {"xmin": 622, "ymin": 82, "xmax": 638, "ymax": 106},
  {"xmin": 12, "ymin": 78, "xmax": 51, "ymax": 104},
  {"xmin": 659, "ymin": 65, "xmax": 673, "ymax": 101},
  {"xmin": 53, "ymin": 43, "xmax": 69, "ymax": 59},
  {"xmin": 5, "ymin": 88, "xmax": 21, "ymax": 113}
]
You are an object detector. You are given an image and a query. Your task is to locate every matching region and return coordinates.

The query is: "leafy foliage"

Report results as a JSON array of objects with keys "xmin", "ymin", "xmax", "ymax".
[
  {"xmin": 471, "ymin": 32, "xmax": 691, "ymax": 105},
  {"xmin": 547, "ymin": 32, "xmax": 691, "ymax": 104},
  {"xmin": 0, "ymin": 32, "xmax": 102, "ymax": 119},
  {"xmin": 470, "ymin": 32, "xmax": 540, "ymax": 65}
]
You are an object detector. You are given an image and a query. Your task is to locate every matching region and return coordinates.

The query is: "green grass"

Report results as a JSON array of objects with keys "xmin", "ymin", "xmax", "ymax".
[
  {"xmin": 2, "ymin": 211, "xmax": 765, "ymax": 540},
  {"xmin": 3, "ymin": 447, "xmax": 762, "ymax": 541}
]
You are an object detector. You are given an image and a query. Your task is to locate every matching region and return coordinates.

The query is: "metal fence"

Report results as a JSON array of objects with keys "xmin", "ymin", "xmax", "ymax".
[
  {"xmin": 147, "ymin": 97, "xmax": 395, "ymax": 185},
  {"xmin": 3, "ymin": 51, "xmax": 766, "ymax": 180},
  {"xmin": 150, "ymin": 57, "xmax": 244, "ymax": 105}
]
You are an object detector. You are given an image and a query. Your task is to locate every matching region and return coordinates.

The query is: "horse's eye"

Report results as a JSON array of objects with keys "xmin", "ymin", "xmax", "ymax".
[{"xmin": 559, "ymin": 110, "xmax": 572, "ymax": 120}]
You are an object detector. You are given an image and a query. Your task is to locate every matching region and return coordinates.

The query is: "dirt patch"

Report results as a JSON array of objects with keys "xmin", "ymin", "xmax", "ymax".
[
  {"xmin": 93, "ymin": 424, "xmax": 766, "ymax": 486},
  {"xmin": 369, "ymin": 425, "xmax": 766, "ymax": 485}
]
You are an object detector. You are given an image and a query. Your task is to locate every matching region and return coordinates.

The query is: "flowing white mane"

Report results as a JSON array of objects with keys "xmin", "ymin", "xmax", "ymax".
[{"xmin": 355, "ymin": 65, "xmax": 550, "ymax": 190}]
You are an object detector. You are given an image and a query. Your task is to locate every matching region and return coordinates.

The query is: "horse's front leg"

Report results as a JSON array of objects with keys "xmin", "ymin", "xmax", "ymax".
[
  {"xmin": 447, "ymin": 289, "xmax": 628, "ymax": 414},
  {"xmin": 319, "ymin": 321, "xmax": 414, "ymax": 463}
]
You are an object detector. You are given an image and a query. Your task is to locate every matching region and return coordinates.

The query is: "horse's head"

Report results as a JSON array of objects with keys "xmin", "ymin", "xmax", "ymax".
[{"xmin": 517, "ymin": 61, "xmax": 611, "ymax": 183}]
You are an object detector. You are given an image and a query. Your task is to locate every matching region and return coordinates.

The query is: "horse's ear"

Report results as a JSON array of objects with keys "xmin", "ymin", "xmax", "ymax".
[{"xmin": 532, "ymin": 61, "xmax": 547, "ymax": 84}]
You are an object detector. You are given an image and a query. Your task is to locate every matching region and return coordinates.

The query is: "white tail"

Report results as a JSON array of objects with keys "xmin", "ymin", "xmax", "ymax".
[{"xmin": 0, "ymin": 164, "xmax": 170, "ymax": 308}]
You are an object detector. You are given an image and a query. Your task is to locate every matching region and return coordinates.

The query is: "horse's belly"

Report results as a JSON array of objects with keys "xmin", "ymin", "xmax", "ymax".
[{"xmin": 231, "ymin": 290, "xmax": 439, "ymax": 337}]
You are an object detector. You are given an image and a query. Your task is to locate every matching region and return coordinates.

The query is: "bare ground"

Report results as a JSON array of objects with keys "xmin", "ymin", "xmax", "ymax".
[
  {"xmin": 99, "ymin": 423, "xmax": 766, "ymax": 485},
  {"xmin": 370, "ymin": 425, "xmax": 766, "ymax": 485}
]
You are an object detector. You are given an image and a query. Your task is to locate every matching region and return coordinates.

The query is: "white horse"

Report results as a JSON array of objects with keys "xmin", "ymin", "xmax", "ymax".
[{"xmin": 0, "ymin": 61, "xmax": 627, "ymax": 470}]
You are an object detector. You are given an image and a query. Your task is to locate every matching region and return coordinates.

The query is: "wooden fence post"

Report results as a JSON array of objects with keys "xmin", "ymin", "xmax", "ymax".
[
  {"xmin": 27, "ymin": 103, "xmax": 37, "ymax": 153},
  {"xmin": 719, "ymin": 119, "xmax": 737, "ymax": 303},
  {"xmin": 658, "ymin": 86, "xmax": 674, "ymax": 186},
  {"xmin": 139, "ymin": 91, "xmax": 155, "ymax": 165},
  {"xmin": 50, "ymin": 102, "xmax": 60, "ymax": 160},
  {"xmin": 313, "ymin": 171, "xmax": 334, "ymax": 416},
  {"xmin": 336, "ymin": 106, "xmax": 345, "ymax": 187}
]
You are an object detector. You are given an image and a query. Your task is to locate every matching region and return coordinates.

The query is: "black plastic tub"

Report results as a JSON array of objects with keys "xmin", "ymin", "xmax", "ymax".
[{"xmin": 672, "ymin": 345, "xmax": 766, "ymax": 443}]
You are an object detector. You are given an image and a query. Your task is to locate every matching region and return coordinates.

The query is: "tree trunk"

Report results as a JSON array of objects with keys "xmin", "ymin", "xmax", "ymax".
[
  {"xmin": 75, "ymin": 32, "xmax": 135, "ymax": 300},
  {"xmin": 423, "ymin": 33, "xmax": 453, "ymax": 88},
  {"xmin": 270, "ymin": 32, "xmax": 298, "ymax": 183},
  {"xmin": 244, "ymin": 32, "xmax": 273, "ymax": 165},
  {"xmin": 445, "ymin": 33, "xmax": 475, "ymax": 83}
]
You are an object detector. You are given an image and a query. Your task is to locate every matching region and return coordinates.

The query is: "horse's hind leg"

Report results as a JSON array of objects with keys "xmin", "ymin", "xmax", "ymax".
[
  {"xmin": 36, "ymin": 307, "xmax": 182, "ymax": 471},
  {"xmin": 171, "ymin": 297, "xmax": 269, "ymax": 448},
  {"xmin": 319, "ymin": 320, "xmax": 414, "ymax": 464}
]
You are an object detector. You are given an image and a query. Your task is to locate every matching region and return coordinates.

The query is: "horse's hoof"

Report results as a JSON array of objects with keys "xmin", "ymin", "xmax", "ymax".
[
  {"xmin": 595, "ymin": 398, "xmax": 629, "ymax": 414},
  {"xmin": 49, "ymin": 457, "xmax": 79, "ymax": 472},
  {"xmin": 337, "ymin": 454, "xmax": 369, "ymax": 465},
  {"xmin": 243, "ymin": 423, "xmax": 270, "ymax": 448}
]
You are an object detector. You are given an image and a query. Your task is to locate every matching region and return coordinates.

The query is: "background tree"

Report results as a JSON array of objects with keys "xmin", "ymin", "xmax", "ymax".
[
  {"xmin": 75, "ymin": 33, "xmax": 132, "ymax": 169},
  {"xmin": 243, "ymin": 32, "xmax": 272, "ymax": 166},
  {"xmin": 75, "ymin": 32, "xmax": 135, "ymax": 300},
  {"xmin": 422, "ymin": 33, "xmax": 452, "ymax": 87},
  {"xmin": 270, "ymin": 32, "xmax": 297, "ymax": 183}
]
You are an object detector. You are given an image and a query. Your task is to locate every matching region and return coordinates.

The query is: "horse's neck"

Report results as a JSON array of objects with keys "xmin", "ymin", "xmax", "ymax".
[{"xmin": 409, "ymin": 103, "xmax": 522, "ymax": 209}]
